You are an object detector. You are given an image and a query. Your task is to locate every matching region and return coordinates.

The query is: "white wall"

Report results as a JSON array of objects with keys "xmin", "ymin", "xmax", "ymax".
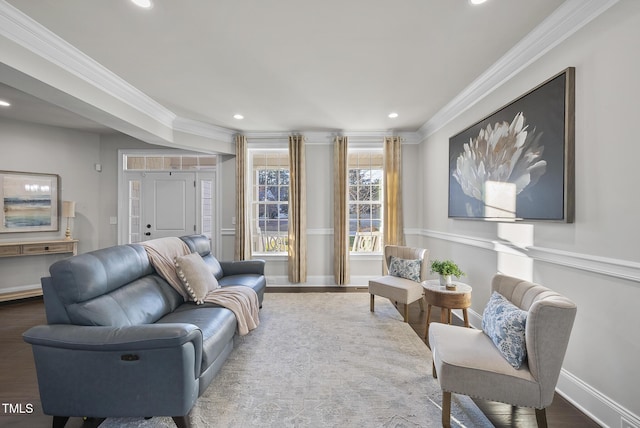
[
  {"xmin": 0, "ymin": 121, "xmax": 172, "ymax": 295},
  {"xmin": 419, "ymin": 2, "xmax": 640, "ymax": 426},
  {"xmin": 0, "ymin": 118, "xmax": 101, "ymax": 294}
]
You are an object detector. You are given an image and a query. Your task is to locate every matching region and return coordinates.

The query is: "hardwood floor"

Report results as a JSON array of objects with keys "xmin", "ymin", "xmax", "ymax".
[{"xmin": 1, "ymin": 295, "xmax": 599, "ymax": 427}]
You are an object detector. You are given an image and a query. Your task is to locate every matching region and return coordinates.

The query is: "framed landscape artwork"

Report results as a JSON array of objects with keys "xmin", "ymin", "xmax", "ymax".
[
  {"xmin": 0, "ymin": 171, "xmax": 60, "ymax": 233},
  {"xmin": 448, "ymin": 67, "xmax": 575, "ymax": 222}
]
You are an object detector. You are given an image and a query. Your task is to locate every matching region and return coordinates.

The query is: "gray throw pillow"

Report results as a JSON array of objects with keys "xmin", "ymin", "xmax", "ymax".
[{"xmin": 175, "ymin": 253, "xmax": 219, "ymax": 304}]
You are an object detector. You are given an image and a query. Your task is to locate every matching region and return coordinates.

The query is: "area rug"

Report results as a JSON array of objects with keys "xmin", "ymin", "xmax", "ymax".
[{"xmin": 101, "ymin": 292, "xmax": 494, "ymax": 428}]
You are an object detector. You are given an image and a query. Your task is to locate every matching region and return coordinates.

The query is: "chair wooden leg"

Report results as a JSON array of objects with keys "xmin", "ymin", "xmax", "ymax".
[
  {"xmin": 370, "ymin": 294, "xmax": 374, "ymax": 312},
  {"xmin": 432, "ymin": 360, "xmax": 437, "ymax": 378},
  {"xmin": 535, "ymin": 408, "xmax": 548, "ymax": 428},
  {"xmin": 442, "ymin": 391, "xmax": 452, "ymax": 428}
]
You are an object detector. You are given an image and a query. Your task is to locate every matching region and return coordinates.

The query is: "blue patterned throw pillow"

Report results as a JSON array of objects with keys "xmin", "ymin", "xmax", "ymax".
[
  {"xmin": 388, "ymin": 256, "xmax": 422, "ymax": 282},
  {"xmin": 482, "ymin": 291, "xmax": 528, "ymax": 369}
]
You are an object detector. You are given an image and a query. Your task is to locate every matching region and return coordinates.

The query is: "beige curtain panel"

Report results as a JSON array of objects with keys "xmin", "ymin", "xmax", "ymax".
[
  {"xmin": 288, "ymin": 134, "xmax": 307, "ymax": 283},
  {"xmin": 383, "ymin": 136, "xmax": 405, "ymax": 247},
  {"xmin": 333, "ymin": 136, "xmax": 350, "ymax": 285},
  {"xmin": 234, "ymin": 134, "xmax": 251, "ymax": 261}
]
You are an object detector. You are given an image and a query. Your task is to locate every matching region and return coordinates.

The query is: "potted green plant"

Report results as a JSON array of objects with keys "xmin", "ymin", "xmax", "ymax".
[{"xmin": 430, "ymin": 259, "xmax": 465, "ymax": 290}]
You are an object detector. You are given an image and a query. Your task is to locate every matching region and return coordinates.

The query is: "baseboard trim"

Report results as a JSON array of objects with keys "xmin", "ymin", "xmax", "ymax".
[
  {"xmin": 0, "ymin": 284, "xmax": 42, "ymax": 302},
  {"xmin": 556, "ymin": 369, "xmax": 640, "ymax": 428}
]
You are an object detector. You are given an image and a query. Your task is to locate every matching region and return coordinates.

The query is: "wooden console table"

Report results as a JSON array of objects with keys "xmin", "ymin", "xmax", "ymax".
[
  {"xmin": 0, "ymin": 239, "xmax": 78, "ymax": 258},
  {"xmin": 0, "ymin": 239, "xmax": 78, "ymax": 302}
]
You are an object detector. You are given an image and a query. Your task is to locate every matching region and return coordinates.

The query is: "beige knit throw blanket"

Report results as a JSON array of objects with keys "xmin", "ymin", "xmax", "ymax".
[{"xmin": 142, "ymin": 237, "xmax": 260, "ymax": 335}]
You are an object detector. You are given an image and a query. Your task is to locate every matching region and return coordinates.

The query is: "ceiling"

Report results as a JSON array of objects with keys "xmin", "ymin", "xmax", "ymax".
[{"xmin": 1, "ymin": 0, "xmax": 569, "ymax": 135}]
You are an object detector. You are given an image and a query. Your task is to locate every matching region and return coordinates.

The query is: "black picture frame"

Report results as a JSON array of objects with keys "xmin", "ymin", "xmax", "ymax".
[{"xmin": 448, "ymin": 67, "xmax": 575, "ymax": 222}]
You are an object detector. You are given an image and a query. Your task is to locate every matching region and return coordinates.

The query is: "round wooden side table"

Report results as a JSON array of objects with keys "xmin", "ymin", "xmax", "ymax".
[{"xmin": 422, "ymin": 279, "xmax": 472, "ymax": 340}]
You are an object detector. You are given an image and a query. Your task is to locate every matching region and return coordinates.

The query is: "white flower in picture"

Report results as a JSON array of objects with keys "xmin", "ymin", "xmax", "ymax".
[{"xmin": 453, "ymin": 112, "xmax": 547, "ymax": 203}]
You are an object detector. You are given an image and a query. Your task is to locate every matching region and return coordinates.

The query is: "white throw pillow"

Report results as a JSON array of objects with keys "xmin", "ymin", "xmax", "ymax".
[{"xmin": 174, "ymin": 253, "xmax": 219, "ymax": 304}]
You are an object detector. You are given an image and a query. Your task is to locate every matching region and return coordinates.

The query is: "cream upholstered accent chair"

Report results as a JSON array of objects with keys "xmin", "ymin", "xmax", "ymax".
[
  {"xmin": 368, "ymin": 245, "xmax": 429, "ymax": 322},
  {"xmin": 428, "ymin": 273, "xmax": 577, "ymax": 428}
]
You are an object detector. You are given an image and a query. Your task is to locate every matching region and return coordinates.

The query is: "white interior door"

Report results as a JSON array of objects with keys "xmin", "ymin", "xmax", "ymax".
[{"xmin": 142, "ymin": 172, "xmax": 196, "ymax": 241}]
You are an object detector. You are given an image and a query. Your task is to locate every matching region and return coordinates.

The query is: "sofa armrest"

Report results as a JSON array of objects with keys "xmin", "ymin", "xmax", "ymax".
[
  {"xmin": 23, "ymin": 323, "xmax": 203, "ymax": 418},
  {"xmin": 23, "ymin": 323, "xmax": 202, "ymax": 352},
  {"xmin": 220, "ymin": 259, "xmax": 265, "ymax": 276}
]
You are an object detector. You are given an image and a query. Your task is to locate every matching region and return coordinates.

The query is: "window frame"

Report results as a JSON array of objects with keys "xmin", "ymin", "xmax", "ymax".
[
  {"xmin": 249, "ymin": 148, "xmax": 290, "ymax": 256},
  {"xmin": 348, "ymin": 147, "xmax": 384, "ymax": 254}
]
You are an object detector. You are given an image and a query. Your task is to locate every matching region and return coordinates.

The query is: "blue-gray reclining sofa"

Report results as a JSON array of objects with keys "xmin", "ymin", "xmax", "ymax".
[{"xmin": 22, "ymin": 234, "xmax": 266, "ymax": 428}]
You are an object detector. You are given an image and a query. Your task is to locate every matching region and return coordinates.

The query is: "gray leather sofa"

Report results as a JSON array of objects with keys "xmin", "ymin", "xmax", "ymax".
[{"xmin": 23, "ymin": 235, "xmax": 266, "ymax": 428}]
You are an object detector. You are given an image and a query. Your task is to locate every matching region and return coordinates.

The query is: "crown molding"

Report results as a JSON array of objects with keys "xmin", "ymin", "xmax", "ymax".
[
  {"xmin": 172, "ymin": 117, "xmax": 237, "ymax": 143},
  {"xmin": 418, "ymin": 0, "xmax": 620, "ymax": 140},
  {"xmin": 2, "ymin": 0, "xmax": 618, "ymax": 145},
  {"xmin": 0, "ymin": 0, "xmax": 176, "ymax": 128},
  {"xmin": 243, "ymin": 130, "xmax": 420, "ymax": 145}
]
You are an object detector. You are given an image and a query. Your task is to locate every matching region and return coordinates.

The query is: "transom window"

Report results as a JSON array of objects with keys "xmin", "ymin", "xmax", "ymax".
[
  {"xmin": 348, "ymin": 149, "xmax": 383, "ymax": 252},
  {"xmin": 250, "ymin": 150, "xmax": 289, "ymax": 254},
  {"xmin": 123, "ymin": 154, "xmax": 216, "ymax": 171}
]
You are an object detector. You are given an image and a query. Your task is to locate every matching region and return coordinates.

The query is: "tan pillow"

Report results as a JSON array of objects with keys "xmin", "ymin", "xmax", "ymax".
[{"xmin": 174, "ymin": 253, "xmax": 219, "ymax": 304}]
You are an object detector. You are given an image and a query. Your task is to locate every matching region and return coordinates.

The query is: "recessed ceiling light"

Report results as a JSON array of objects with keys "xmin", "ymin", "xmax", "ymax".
[
  {"xmin": 469, "ymin": 0, "xmax": 487, "ymax": 4},
  {"xmin": 233, "ymin": 114, "xmax": 244, "ymax": 120},
  {"xmin": 0, "ymin": 100, "xmax": 11, "ymax": 107},
  {"xmin": 388, "ymin": 112, "xmax": 399, "ymax": 119},
  {"xmin": 131, "ymin": 0, "xmax": 153, "ymax": 9}
]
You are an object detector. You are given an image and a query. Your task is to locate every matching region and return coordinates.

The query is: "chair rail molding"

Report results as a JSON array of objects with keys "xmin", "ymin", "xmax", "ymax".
[{"xmin": 422, "ymin": 229, "xmax": 640, "ymax": 283}]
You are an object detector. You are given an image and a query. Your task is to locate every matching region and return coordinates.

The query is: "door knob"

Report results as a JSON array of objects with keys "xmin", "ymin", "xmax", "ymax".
[{"xmin": 145, "ymin": 232, "xmax": 151, "ymax": 236}]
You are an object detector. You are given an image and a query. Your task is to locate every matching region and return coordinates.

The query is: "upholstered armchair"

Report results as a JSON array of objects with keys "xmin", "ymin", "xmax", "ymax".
[
  {"xmin": 368, "ymin": 245, "xmax": 429, "ymax": 322},
  {"xmin": 428, "ymin": 273, "xmax": 577, "ymax": 428}
]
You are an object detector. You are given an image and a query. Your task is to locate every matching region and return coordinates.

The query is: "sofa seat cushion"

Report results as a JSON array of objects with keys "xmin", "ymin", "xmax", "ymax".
[
  {"xmin": 429, "ymin": 322, "xmax": 542, "ymax": 408},
  {"xmin": 157, "ymin": 305, "xmax": 236, "ymax": 373},
  {"xmin": 368, "ymin": 275, "xmax": 424, "ymax": 304}
]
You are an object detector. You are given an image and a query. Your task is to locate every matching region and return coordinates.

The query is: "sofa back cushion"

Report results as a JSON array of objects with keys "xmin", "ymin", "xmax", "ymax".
[
  {"xmin": 66, "ymin": 275, "xmax": 182, "ymax": 326},
  {"xmin": 47, "ymin": 244, "xmax": 182, "ymax": 326}
]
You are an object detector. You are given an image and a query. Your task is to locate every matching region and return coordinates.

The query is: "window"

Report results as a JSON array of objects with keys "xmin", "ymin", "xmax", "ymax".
[
  {"xmin": 124, "ymin": 154, "xmax": 216, "ymax": 171},
  {"xmin": 250, "ymin": 150, "xmax": 289, "ymax": 254},
  {"xmin": 128, "ymin": 180, "xmax": 141, "ymax": 244},
  {"xmin": 348, "ymin": 149, "xmax": 383, "ymax": 252}
]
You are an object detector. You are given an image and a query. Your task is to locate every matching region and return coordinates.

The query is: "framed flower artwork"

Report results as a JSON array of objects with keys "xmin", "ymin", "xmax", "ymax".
[{"xmin": 448, "ymin": 67, "xmax": 575, "ymax": 222}]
